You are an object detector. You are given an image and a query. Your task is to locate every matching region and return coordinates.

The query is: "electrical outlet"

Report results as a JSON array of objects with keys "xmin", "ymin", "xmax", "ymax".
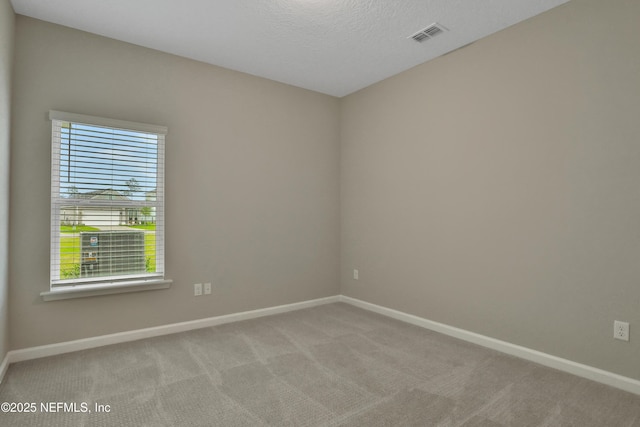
[
  {"xmin": 204, "ymin": 282, "xmax": 212, "ymax": 295},
  {"xmin": 614, "ymin": 320, "xmax": 629, "ymax": 341},
  {"xmin": 194, "ymin": 283, "xmax": 202, "ymax": 296},
  {"xmin": 353, "ymin": 269, "xmax": 359, "ymax": 280}
]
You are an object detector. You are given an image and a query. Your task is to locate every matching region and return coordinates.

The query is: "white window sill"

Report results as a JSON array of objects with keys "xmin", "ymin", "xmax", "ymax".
[{"xmin": 40, "ymin": 279, "xmax": 173, "ymax": 301}]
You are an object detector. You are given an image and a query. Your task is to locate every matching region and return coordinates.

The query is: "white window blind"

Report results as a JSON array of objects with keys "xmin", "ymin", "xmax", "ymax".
[{"xmin": 49, "ymin": 110, "xmax": 167, "ymax": 288}]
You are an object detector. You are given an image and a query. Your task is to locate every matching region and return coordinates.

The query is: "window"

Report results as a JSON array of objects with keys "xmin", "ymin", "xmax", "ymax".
[{"xmin": 48, "ymin": 110, "xmax": 167, "ymax": 295}]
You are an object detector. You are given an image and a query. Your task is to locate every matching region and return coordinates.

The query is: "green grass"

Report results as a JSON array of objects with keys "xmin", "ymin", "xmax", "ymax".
[
  {"xmin": 60, "ymin": 225, "xmax": 100, "ymax": 232},
  {"xmin": 145, "ymin": 233, "xmax": 156, "ymax": 273},
  {"xmin": 60, "ymin": 235, "xmax": 82, "ymax": 279},
  {"xmin": 127, "ymin": 224, "xmax": 156, "ymax": 231},
  {"xmin": 59, "ymin": 232, "xmax": 157, "ymax": 278}
]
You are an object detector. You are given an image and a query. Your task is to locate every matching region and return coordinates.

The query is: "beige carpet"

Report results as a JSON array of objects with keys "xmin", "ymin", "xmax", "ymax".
[{"xmin": 1, "ymin": 302, "xmax": 639, "ymax": 426}]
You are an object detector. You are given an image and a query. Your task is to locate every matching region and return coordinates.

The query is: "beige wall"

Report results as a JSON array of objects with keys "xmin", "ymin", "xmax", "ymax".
[
  {"xmin": 0, "ymin": 0, "xmax": 14, "ymax": 365},
  {"xmin": 0, "ymin": 0, "xmax": 15, "ymax": 363},
  {"xmin": 341, "ymin": 0, "xmax": 640, "ymax": 380},
  {"xmin": 10, "ymin": 17, "xmax": 340, "ymax": 349},
  {"xmin": 8, "ymin": 0, "xmax": 640, "ymax": 382}
]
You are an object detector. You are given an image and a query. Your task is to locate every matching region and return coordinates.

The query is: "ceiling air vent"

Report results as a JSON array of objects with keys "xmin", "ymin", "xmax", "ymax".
[{"xmin": 409, "ymin": 23, "xmax": 447, "ymax": 42}]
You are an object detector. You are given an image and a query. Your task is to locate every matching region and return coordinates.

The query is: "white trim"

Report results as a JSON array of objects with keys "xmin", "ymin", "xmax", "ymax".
[
  {"xmin": 0, "ymin": 352, "xmax": 9, "ymax": 383},
  {"xmin": 154, "ymin": 133, "xmax": 165, "ymax": 275},
  {"xmin": 48, "ymin": 112, "xmax": 167, "ymax": 291},
  {"xmin": 50, "ymin": 120, "xmax": 62, "ymax": 282},
  {"xmin": 338, "ymin": 295, "xmax": 640, "ymax": 396},
  {"xmin": 5, "ymin": 296, "xmax": 339, "ymax": 366},
  {"xmin": 4, "ymin": 294, "xmax": 639, "ymax": 396},
  {"xmin": 41, "ymin": 279, "xmax": 173, "ymax": 301},
  {"xmin": 49, "ymin": 110, "xmax": 167, "ymax": 135}
]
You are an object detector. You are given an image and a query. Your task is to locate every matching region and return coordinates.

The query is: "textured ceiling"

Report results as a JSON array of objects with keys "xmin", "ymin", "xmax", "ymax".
[{"xmin": 10, "ymin": 0, "xmax": 569, "ymax": 97}]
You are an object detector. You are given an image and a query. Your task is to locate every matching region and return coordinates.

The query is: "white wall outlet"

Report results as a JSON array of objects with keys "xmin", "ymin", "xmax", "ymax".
[
  {"xmin": 353, "ymin": 269, "xmax": 359, "ymax": 280},
  {"xmin": 614, "ymin": 320, "xmax": 629, "ymax": 341},
  {"xmin": 204, "ymin": 282, "xmax": 212, "ymax": 295},
  {"xmin": 194, "ymin": 283, "xmax": 202, "ymax": 296}
]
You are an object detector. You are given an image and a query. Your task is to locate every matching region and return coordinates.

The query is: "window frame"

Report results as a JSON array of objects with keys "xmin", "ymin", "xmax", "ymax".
[{"xmin": 44, "ymin": 110, "xmax": 171, "ymax": 300}]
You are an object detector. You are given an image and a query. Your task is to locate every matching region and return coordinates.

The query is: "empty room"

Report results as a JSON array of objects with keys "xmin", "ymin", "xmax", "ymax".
[{"xmin": 1, "ymin": 0, "xmax": 640, "ymax": 425}]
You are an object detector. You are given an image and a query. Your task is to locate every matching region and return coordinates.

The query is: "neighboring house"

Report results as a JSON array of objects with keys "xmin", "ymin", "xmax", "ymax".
[{"xmin": 61, "ymin": 188, "xmax": 145, "ymax": 227}]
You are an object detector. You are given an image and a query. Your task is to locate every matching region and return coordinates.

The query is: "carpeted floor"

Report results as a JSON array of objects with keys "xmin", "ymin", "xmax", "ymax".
[{"xmin": 1, "ymin": 302, "xmax": 639, "ymax": 426}]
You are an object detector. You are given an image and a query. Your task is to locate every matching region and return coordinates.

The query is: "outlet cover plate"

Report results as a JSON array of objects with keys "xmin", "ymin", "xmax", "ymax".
[{"xmin": 614, "ymin": 320, "xmax": 629, "ymax": 341}]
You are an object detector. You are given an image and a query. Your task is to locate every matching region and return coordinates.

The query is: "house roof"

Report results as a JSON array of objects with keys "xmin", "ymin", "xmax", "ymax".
[{"xmin": 75, "ymin": 188, "xmax": 131, "ymax": 201}]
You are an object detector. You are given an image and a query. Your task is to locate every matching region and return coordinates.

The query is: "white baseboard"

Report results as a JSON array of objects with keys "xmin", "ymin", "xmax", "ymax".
[
  {"xmin": 0, "ymin": 351, "xmax": 9, "ymax": 383},
  {"xmin": 339, "ymin": 295, "xmax": 640, "ymax": 396},
  {"xmin": 3, "ymin": 295, "xmax": 339, "ymax": 373},
  {"xmin": 3, "ymin": 293, "xmax": 639, "ymax": 396}
]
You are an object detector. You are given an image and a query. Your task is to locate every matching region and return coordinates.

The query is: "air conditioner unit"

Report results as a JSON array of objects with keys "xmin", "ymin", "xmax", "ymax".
[{"xmin": 80, "ymin": 231, "xmax": 146, "ymax": 278}]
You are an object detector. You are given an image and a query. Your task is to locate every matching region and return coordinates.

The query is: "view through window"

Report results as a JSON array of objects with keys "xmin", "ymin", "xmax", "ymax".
[{"xmin": 50, "ymin": 111, "xmax": 166, "ymax": 287}]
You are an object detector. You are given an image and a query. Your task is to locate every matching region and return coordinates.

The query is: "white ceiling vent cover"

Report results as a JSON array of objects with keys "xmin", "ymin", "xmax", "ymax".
[{"xmin": 409, "ymin": 23, "xmax": 448, "ymax": 42}]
